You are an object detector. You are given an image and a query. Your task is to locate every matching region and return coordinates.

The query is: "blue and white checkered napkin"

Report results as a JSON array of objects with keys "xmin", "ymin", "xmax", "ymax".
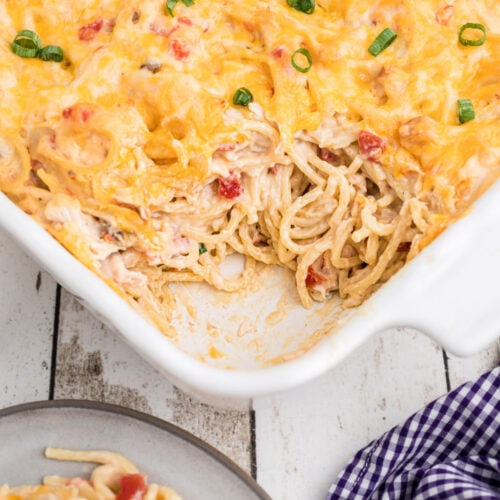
[{"xmin": 327, "ymin": 366, "xmax": 500, "ymax": 499}]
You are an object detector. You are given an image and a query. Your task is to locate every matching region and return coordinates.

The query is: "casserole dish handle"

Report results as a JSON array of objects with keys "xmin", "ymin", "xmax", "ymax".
[{"xmin": 384, "ymin": 180, "xmax": 500, "ymax": 355}]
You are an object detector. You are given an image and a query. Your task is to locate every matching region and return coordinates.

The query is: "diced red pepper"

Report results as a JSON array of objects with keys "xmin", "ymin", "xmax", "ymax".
[
  {"xmin": 216, "ymin": 144, "xmax": 236, "ymax": 153},
  {"xmin": 150, "ymin": 24, "xmax": 179, "ymax": 38},
  {"xmin": 305, "ymin": 266, "xmax": 325, "ymax": 288},
  {"xmin": 62, "ymin": 104, "xmax": 94, "ymax": 123},
  {"xmin": 178, "ymin": 16, "xmax": 193, "ymax": 26},
  {"xmin": 271, "ymin": 46, "xmax": 286, "ymax": 59},
  {"xmin": 358, "ymin": 130, "xmax": 386, "ymax": 161},
  {"xmin": 79, "ymin": 108, "xmax": 93, "ymax": 122},
  {"xmin": 116, "ymin": 474, "xmax": 148, "ymax": 500},
  {"xmin": 101, "ymin": 231, "xmax": 115, "ymax": 243},
  {"xmin": 318, "ymin": 148, "xmax": 339, "ymax": 163},
  {"xmin": 435, "ymin": 5, "xmax": 453, "ymax": 26},
  {"xmin": 218, "ymin": 172, "xmax": 243, "ymax": 199},
  {"xmin": 169, "ymin": 39, "xmax": 190, "ymax": 60},
  {"xmin": 78, "ymin": 18, "xmax": 104, "ymax": 41}
]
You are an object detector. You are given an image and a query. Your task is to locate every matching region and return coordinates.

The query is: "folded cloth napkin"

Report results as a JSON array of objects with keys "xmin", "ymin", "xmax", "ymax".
[{"xmin": 327, "ymin": 366, "xmax": 500, "ymax": 499}]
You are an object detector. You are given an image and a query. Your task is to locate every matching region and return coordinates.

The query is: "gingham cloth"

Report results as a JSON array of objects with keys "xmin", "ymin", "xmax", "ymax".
[{"xmin": 327, "ymin": 366, "xmax": 500, "ymax": 499}]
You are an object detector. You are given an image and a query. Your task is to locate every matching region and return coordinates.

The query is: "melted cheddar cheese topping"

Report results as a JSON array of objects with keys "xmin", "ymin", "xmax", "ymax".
[
  {"xmin": 2, "ymin": 2, "xmax": 498, "ymax": 188},
  {"xmin": 0, "ymin": 0, "xmax": 499, "ymax": 332}
]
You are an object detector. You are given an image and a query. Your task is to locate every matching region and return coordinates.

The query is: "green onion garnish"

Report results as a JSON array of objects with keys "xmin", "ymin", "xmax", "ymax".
[
  {"xmin": 39, "ymin": 45, "xmax": 64, "ymax": 62},
  {"xmin": 368, "ymin": 28, "xmax": 397, "ymax": 56},
  {"xmin": 11, "ymin": 30, "xmax": 64, "ymax": 63},
  {"xmin": 11, "ymin": 30, "xmax": 42, "ymax": 58},
  {"xmin": 458, "ymin": 23, "xmax": 486, "ymax": 47},
  {"xmin": 291, "ymin": 48, "xmax": 312, "ymax": 73},
  {"xmin": 286, "ymin": 0, "xmax": 315, "ymax": 15},
  {"xmin": 166, "ymin": 0, "xmax": 194, "ymax": 17},
  {"xmin": 233, "ymin": 87, "xmax": 253, "ymax": 106},
  {"xmin": 457, "ymin": 99, "xmax": 475, "ymax": 124},
  {"xmin": 199, "ymin": 243, "xmax": 207, "ymax": 255}
]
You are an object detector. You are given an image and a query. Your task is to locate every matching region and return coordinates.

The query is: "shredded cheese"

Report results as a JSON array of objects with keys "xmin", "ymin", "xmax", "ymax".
[{"xmin": 0, "ymin": 0, "xmax": 498, "ymax": 333}]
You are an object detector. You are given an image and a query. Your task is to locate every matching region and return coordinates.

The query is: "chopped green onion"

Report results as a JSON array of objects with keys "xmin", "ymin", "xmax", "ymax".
[
  {"xmin": 458, "ymin": 23, "xmax": 486, "ymax": 46},
  {"xmin": 233, "ymin": 87, "xmax": 253, "ymax": 106},
  {"xmin": 166, "ymin": 0, "xmax": 194, "ymax": 17},
  {"xmin": 457, "ymin": 99, "xmax": 475, "ymax": 124},
  {"xmin": 12, "ymin": 30, "xmax": 64, "ymax": 63},
  {"xmin": 368, "ymin": 28, "xmax": 397, "ymax": 56},
  {"xmin": 11, "ymin": 29, "xmax": 42, "ymax": 58},
  {"xmin": 199, "ymin": 243, "xmax": 207, "ymax": 255},
  {"xmin": 291, "ymin": 48, "xmax": 312, "ymax": 73},
  {"xmin": 39, "ymin": 45, "xmax": 64, "ymax": 62},
  {"xmin": 11, "ymin": 43, "xmax": 38, "ymax": 58},
  {"xmin": 286, "ymin": 0, "xmax": 315, "ymax": 15}
]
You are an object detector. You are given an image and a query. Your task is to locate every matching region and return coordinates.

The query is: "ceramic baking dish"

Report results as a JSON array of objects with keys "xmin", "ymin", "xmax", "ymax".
[{"xmin": 1, "ymin": 178, "xmax": 500, "ymax": 402}]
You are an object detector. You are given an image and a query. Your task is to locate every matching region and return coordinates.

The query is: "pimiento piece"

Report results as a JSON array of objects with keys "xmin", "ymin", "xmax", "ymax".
[
  {"xmin": 358, "ymin": 130, "xmax": 386, "ymax": 161},
  {"xmin": 78, "ymin": 18, "xmax": 104, "ymax": 41},
  {"xmin": 305, "ymin": 266, "xmax": 325, "ymax": 288},
  {"xmin": 169, "ymin": 39, "xmax": 190, "ymax": 60},
  {"xmin": 61, "ymin": 103, "xmax": 94, "ymax": 123},
  {"xmin": 116, "ymin": 474, "xmax": 148, "ymax": 500},
  {"xmin": 435, "ymin": 5, "xmax": 454, "ymax": 26},
  {"xmin": 218, "ymin": 172, "xmax": 243, "ymax": 199}
]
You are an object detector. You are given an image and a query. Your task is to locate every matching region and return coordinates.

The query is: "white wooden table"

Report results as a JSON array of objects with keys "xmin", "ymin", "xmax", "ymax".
[{"xmin": 1, "ymin": 226, "xmax": 499, "ymax": 499}]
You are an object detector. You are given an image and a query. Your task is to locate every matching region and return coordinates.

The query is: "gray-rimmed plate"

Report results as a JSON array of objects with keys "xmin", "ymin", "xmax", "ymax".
[{"xmin": 0, "ymin": 400, "xmax": 270, "ymax": 500}]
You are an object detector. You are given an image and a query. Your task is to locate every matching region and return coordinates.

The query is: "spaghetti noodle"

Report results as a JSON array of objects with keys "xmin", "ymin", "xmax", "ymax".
[
  {"xmin": 0, "ymin": 1, "xmax": 498, "ymax": 334},
  {"xmin": 0, "ymin": 448, "xmax": 181, "ymax": 500}
]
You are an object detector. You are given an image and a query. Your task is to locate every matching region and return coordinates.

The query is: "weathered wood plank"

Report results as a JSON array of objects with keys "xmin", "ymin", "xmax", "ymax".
[
  {"xmin": 446, "ymin": 340, "xmax": 500, "ymax": 389},
  {"xmin": 54, "ymin": 289, "xmax": 253, "ymax": 473},
  {"xmin": 0, "ymin": 229, "xmax": 57, "ymax": 407},
  {"xmin": 253, "ymin": 327, "xmax": 447, "ymax": 500}
]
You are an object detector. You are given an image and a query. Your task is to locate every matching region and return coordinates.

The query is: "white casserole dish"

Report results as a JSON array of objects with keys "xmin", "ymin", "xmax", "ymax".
[{"xmin": 1, "ymin": 177, "xmax": 500, "ymax": 402}]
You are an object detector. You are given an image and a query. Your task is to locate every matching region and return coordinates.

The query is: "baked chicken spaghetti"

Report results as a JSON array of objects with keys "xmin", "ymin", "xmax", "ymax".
[
  {"xmin": 0, "ymin": 0, "xmax": 498, "ymax": 333},
  {"xmin": 0, "ymin": 448, "xmax": 181, "ymax": 500}
]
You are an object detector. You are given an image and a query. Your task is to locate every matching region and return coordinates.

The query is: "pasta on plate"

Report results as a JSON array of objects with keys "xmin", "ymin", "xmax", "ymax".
[
  {"xmin": 0, "ymin": 448, "xmax": 180, "ymax": 500},
  {"xmin": 0, "ymin": 1, "xmax": 498, "ymax": 337}
]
